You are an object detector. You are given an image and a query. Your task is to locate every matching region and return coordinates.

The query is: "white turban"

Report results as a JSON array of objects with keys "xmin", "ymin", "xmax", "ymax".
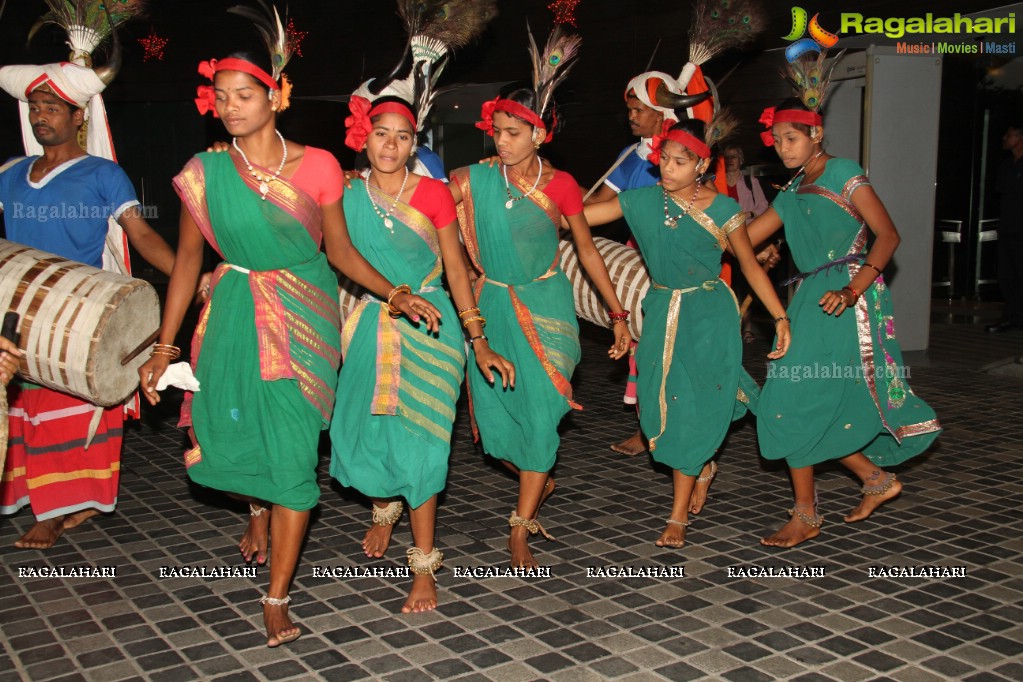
[{"xmin": 0, "ymin": 62, "xmax": 114, "ymax": 160}]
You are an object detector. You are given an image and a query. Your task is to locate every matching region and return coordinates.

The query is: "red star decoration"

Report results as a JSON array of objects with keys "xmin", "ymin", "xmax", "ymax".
[
  {"xmin": 287, "ymin": 18, "xmax": 308, "ymax": 58},
  {"xmin": 138, "ymin": 30, "xmax": 169, "ymax": 62},
  {"xmin": 548, "ymin": 0, "xmax": 580, "ymax": 26}
]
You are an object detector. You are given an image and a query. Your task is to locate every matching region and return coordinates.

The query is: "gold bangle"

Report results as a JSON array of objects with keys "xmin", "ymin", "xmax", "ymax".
[
  {"xmin": 461, "ymin": 316, "xmax": 486, "ymax": 328},
  {"xmin": 386, "ymin": 284, "xmax": 412, "ymax": 316},
  {"xmin": 457, "ymin": 306, "xmax": 480, "ymax": 317}
]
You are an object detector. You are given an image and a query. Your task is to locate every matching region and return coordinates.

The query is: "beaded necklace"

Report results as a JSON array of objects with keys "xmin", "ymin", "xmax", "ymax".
[
  {"xmin": 502, "ymin": 158, "xmax": 543, "ymax": 209},
  {"xmin": 663, "ymin": 182, "xmax": 701, "ymax": 228},
  {"xmin": 366, "ymin": 166, "xmax": 409, "ymax": 232},
  {"xmin": 232, "ymin": 129, "xmax": 287, "ymax": 201}
]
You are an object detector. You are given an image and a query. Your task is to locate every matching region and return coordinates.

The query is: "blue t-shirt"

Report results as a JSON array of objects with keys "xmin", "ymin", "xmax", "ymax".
[
  {"xmin": 605, "ymin": 143, "xmax": 660, "ymax": 193},
  {"xmin": 0, "ymin": 155, "xmax": 139, "ymax": 268},
  {"xmin": 416, "ymin": 145, "xmax": 447, "ymax": 182}
]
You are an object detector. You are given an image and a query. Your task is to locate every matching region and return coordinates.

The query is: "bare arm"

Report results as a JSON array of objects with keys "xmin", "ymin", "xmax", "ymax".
[
  {"xmin": 437, "ymin": 224, "xmax": 514, "ymax": 388},
  {"xmin": 565, "ymin": 211, "xmax": 631, "ymax": 359},
  {"xmin": 321, "ymin": 198, "xmax": 441, "ymax": 333},
  {"xmin": 820, "ymin": 185, "xmax": 901, "ymax": 316},
  {"xmin": 726, "ymin": 224, "xmax": 790, "ymax": 359},
  {"xmin": 745, "ymin": 206, "xmax": 784, "ymax": 249},
  {"xmin": 137, "ymin": 203, "xmax": 206, "ymax": 402},
  {"xmin": 118, "ymin": 208, "xmax": 176, "ymax": 277},
  {"xmin": 584, "ymin": 183, "xmax": 618, "ymax": 206}
]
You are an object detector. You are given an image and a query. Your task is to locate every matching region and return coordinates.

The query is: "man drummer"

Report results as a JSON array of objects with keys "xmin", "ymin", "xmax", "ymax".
[{"xmin": 0, "ymin": 63, "xmax": 176, "ymax": 549}]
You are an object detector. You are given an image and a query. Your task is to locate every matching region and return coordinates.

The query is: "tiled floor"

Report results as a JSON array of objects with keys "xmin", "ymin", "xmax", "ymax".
[{"xmin": 1, "ymin": 310, "xmax": 1022, "ymax": 681}]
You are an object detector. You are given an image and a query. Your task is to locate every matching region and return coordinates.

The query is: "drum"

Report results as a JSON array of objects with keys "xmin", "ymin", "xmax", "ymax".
[
  {"xmin": 338, "ymin": 275, "xmax": 365, "ymax": 329},
  {"xmin": 0, "ymin": 239, "xmax": 160, "ymax": 407},
  {"xmin": 558, "ymin": 236, "xmax": 649, "ymax": 340}
]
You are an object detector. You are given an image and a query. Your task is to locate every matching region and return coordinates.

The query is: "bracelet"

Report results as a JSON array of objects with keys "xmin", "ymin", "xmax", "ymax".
[
  {"xmin": 468, "ymin": 334, "xmax": 488, "ymax": 346},
  {"xmin": 461, "ymin": 316, "xmax": 486, "ymax": 328},
  {"xmin": 774, "ymin": 316, "xmax": 790, "ymax": 324},
  {"xmin": 386, "ymin": 284, "xmax": 412, "ymax": 317},
  {"xmin": 841, "ymin": 286, "xmax": 859, "ymax": 304},
  {"xmin": 862, "ymin": 262, "xmax": 882, "ymax": 275},
  {"xmin": 457, "ymin": 306, "xmax": 481, "ymax": 318},
  {"xmin": 151, "ymin": 344, "xmax": 181, "ymax": 360},
  {"xmin": 608, "ymin": 310, "xmax": 630, "ymax": 322}
]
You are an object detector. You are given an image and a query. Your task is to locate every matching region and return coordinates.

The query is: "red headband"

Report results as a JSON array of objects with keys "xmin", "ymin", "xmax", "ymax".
[
  {"xmin": 344, "ymin": 96, "xmax": 418, "ymax": 151},
  {"xmin": 476, "ymin": 97, "xmax": 554, "ymax": 144},
  {"xmin": 759, "ymin": 107, "xmax": 823, "ymax": 145},
  {"xmin": 648, "ymin": 128, "xmax": 711, "ymax": 164},
  {"xmin": 194, "ymin": 58, "xmax": 280, "ymax": 118}
]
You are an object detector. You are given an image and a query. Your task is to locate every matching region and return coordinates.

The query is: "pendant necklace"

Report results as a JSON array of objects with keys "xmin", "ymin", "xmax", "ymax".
[
  {"xmin": 663, "ymin": 182, "xmax": 701, "ymax": 228},
  {"xmin": 780, "ymin": 149, "xmax": 825, "ymax": 192},
  {"xmin": 233, "ymin": 129, "xmax": 288, "ymax": 200},
  {"xmin": 503, "ymin": 157, "xmax": 543, "ymax": 209},
  {"xmin": 366, "ymin": 166, "xmax": 409, "ymax": 232}
]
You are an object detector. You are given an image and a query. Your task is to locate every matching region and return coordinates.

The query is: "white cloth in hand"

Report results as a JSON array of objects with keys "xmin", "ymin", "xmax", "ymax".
[{"xmin": 155, "ymin": 362, "xmax": 200, "ymax": 392}]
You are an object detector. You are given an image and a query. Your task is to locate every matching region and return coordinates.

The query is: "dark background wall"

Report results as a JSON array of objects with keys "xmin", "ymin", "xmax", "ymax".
[{"xmin": 1, "ymin": 0, "xmax": 1015, "ymax": 285}]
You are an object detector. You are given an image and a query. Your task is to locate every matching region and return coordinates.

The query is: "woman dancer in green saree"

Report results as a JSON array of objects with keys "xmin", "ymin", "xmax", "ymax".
[
  {"xmin": 449, "ymin": 79, "xmax": 632, "ymax": 568},
  {"xmin": 582, "ymin": 118, "xmax": 791, "ymax": 548},
  {"xmin": 750, "ymin": 98, "xmax": 941, "ymax": 548},
  {"xmin": 330, "ymin": 95, "xmax": 513, "ymax": 612},
  {"xmin": 139, "ymin": 54, "xmax": 439, "ymax": 647}
]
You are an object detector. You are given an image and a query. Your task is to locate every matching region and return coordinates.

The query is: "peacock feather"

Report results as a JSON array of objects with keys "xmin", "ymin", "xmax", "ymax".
[
  {"xmin": 528, "ymin": 24, "xmax": 582, "ymax": 124},
  {"xmin": 28, "ymin": 0, "xmax": 146, "ymax": 51},
  {"xmin": 687, "ymin": 0, "xmax": 765, "ymax": 66},
  {"xmin": 784, "ymin": 49, "xmax": 844, "ymax": 111},
  {"xmin": 705, "ymin": 108, "xmax": 739, "ymax": 148},
  {"xmin": 228, "ymin": 1, "xmax": 291, "ymax": 81}
]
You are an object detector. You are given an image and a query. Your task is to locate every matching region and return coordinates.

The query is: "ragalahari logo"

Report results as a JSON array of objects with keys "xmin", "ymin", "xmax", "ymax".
[{"xmin": 783, "ymin": 7, "xmax": 840, "ymax": 62}]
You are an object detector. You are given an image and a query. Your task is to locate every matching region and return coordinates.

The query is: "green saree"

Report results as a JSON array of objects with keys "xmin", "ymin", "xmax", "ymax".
[
  {"xmin": 329, "ymin": 179, "xmax": 465, "ymax": 509},
  {"xmin": 450, "ymin": 164, "xmax": 580, "ymax": 473},
  {"xmin": 758, "ymin": 158, "xmax": 941, "ymax": 468},
  {"xmin": 621, "ymin": 186, "xmax": 758, "ymax": 475},
  {"xmin": 173, "ymin": 152, "xmax": 341, "ymax": 511}
]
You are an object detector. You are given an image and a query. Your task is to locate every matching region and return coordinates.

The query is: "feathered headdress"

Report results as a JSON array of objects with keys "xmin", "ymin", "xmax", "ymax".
[
  {"xmin": 27, "ymin": 0, "xmax": 143, "ymax": 74},
  {"xmin": 630, "ymin": 0, "xmax": 764, "ymax": 122},
  {"xmin": 228, "ymin": 1, "xmax": 293, "ymax": 81},
  {"xmin": 527, "ymin": 24, "xmax": 581, "ymax": 129},
  {"xmin": 784, "ymin": 48, "xmax": 844, "ymax": 112},
  {"xmin": 357, "ymin": 0, "xmax": 497, "ymax": 130},
  {"xmin": 226, "ymin": 1, "xmax": 295, "ymax": 110}
]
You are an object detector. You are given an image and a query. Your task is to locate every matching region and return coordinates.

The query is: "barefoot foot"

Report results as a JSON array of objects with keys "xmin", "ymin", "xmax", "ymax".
[
  {"xmin": 760, "ymin": 507, "xmax": 822, "ymax": 548},
  {"xmin": 401, "ymin": 573, "xmax": 438, "ymax": 614},
  {"xmin": 363, "ymin": 501, "xmax": 402, "ymax": 558},
  {"xmin": 610, "ymin": 430, "xmax": 647, "ymax": 456},
  {"xmin": 62, "ymin": 509, "xmax": 101, "ymax": 530},
  {"xmin": 654, "ymin": 519, "xmax": 688, "ymax": 548},
  {"xmin": 844, "ymin": 473, "xmax": 902, "ymax": 523},
  {"xmin": 240, "ymin": 505, "xmax": 270, "ymax": 565},
  {"xmin": 688, "ymin": 461, "xmax": 718, "ymax": 515},
  {"xmin": 14, "ymin": 517, "xmax": 66, "ymax": 549},
  {"xmin": 508, "ymin": 526, "xmax": 538, "ymax": 569},
  {"xmin": 262, "ymin": 598, "xmax": 300, "ymax": 648}
]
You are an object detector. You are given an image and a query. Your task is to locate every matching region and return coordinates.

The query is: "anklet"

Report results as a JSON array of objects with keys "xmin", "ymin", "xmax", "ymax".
[
  {"xmin": 406, "ymin": 547, "xmax": 443, "ymax": 577},
  {"xmin": 249, "ymin": 504, "xmax": 267, "ymax": 517},
  {"xmin": 861, "ymin": 472, "xmax": 896, "ymax": 496},
  {"xmin": 666, "ymin": 518, "xmax": 691, "ymax": 528},
  {"xmin": 260, "ymin": 595, "xmax": 291, "ymax": 606},
  {"xmin": 509, "ymin": 511, "xmax": 556, "ymax": 541},
  {"xmin": 788, "ymin": 504, "xmax": 823, "ymax": 528},
  {"xmin": 372, "ymin": 501, "xmax": 403, "ymax": 526}
]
